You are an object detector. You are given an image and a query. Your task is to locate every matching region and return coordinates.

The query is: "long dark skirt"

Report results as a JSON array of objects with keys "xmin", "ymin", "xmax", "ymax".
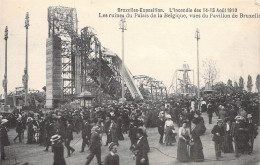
[
  {"xmin": 165, "ymin": 127, "xmax": 176, "ymax": 145},
  {"xmin": 177, "ymin": 138, "xmax": 189, "ymax": 162},
  {"xmin": 223, "ymin": 133, "xmax": 234, "ymax": 153},
  {"xmin": 190, "ymin": 137, "xmax": 204, "ymax": 162}
]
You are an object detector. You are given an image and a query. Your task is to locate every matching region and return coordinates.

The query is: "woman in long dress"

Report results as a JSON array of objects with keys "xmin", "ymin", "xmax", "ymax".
[
  {"xmin": 177, "ymin": 121, "xmax": 190, "ymax": 162},
  {"xmin": 190, "ymin": 118, "xmax": 204, "ymax": 162},
  {"xmin": 223, "ymin": 118, "xmax": 234, "ymax": 153},
  {"xmin": 164, "ymin": 115, "xmax": 176, "ymax": 146}
]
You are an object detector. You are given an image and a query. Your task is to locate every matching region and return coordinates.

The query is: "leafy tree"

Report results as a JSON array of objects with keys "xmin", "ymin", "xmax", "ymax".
[
  {"xmin": 213, "ymin": 81, "xmax": 226, "ymax": 94},
  {"xmin": 227, "ymin": 79, "xmax": 233, "ymax": 87},
  {"xmin": 239, "ymin": 76, "xmax": 244, "ymax": 90},
  {"xmin": 42, "ymin": 86, "xmax": 46, "ymax": 92},
  {"xmin": 247, "ymin": 75, "xmax": 253, "ymax": 92},
  {"xmin": 256, "ymin": 74, "xmax": 260, "ymax": 92}
]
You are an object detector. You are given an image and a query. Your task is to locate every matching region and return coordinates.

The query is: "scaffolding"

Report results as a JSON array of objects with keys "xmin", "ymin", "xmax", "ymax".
[
  {"xmin": 47, "ymin": 6, "xmax": 79, "ymax": 100},
  {"xmin": 47, "ymin": 6, "xmax": 143, "ymax": 105}
]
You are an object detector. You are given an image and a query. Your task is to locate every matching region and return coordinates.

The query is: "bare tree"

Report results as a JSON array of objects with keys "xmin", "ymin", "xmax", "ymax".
[{"xmin": 202, "ymin": 58, "xmax": 219, "ymax": 87}]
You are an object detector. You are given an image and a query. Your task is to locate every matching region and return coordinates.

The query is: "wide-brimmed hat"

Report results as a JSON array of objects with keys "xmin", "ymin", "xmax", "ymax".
[
  {"xmin": 50, "ymin": 135, "xmax": 61, "ymax": 142},
  {"xmin": 166, "ymin": 114, "xmax": 172, "ymax": 119},
  {"xmin": 1, "ymin": 119, "xmax": 8, "ymax": 124}
]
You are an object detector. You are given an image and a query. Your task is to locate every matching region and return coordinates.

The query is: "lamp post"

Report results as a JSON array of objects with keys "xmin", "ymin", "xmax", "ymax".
[
  {"xmin": 3, "ymin": 26, "xmax": 8, "ymax": 105},
  {"xmin": 23, "ymin": 12, "xmax": 29, "ymax": 106},
  {"xmin": 195, "ymin": 28, "xmax": 200, "ymax": 110},
  {"xmin": 119, "ymin": 17, "xmax": 127, "ymax": 101}
]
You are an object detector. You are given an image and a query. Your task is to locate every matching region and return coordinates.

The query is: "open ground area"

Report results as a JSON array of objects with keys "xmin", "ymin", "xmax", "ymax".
[{"xmin": 1, "ymin": 114, "xmax": 259, "ymax": 165}]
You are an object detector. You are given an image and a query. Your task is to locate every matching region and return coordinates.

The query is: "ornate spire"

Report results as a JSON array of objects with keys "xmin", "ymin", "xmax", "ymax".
[
  {"xmin": 4, "ymin": 26, "xmax": 8, "ymax": 40},
  {"xmin": 25, "ymin": 12, "xmax": 30, "ymax": 29}
]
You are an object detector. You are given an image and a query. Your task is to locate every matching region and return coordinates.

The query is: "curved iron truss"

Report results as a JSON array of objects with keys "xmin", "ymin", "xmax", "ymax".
[{"xmin": 133, "ymin": 75, "xmax": 167, "ymax": 101}]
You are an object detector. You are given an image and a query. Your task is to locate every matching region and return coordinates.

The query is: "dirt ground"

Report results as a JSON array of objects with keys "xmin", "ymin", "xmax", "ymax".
[{"xmin": 1, "ymin": 113, "xmax": 259, "ymax": 165}]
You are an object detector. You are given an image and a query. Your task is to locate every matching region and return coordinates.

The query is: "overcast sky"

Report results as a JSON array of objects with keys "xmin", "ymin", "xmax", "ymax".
[{"xmin": 0, "ymin": 0, "xmax": 259, "ymax": 95}]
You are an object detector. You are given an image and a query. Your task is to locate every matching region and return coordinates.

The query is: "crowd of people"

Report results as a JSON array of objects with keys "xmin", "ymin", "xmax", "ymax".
[{"xmin": 0, "ymin": 92, "xmax": 259, "ymax": 165}]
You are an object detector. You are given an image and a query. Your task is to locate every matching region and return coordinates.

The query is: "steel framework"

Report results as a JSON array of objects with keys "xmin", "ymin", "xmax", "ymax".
[
  {"xmin": 133, "ymin": 75, "xmax": 167, "ymax": 101},
  {"xmin": 168, "ymin": 63, "xmax": 195, "ymax": 95},
  {"xmin": 48, "ymin": 6, "xmax": 78, "ymax": 100},
  {"xmin": 47, "ymin": 6, "xmax": 143, "ymax": 103}
]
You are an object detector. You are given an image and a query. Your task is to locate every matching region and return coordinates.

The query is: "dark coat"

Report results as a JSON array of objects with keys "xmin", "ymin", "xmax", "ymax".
[
  {"xmin": 104, "ymin": 120, "xmax": 111, "ymax": 135},
  {"xmin": 104, "ymin": 153, "xmax": 119, "ymax": 165},
  {"xmin": 190, "ymin": 125, "xmax": 204, "ymax": 161},
  {"xmin": 157, "ymin": 118, "xmax": 165, "ymax": 135},
  {"xmin": 45, "ymin": 122, "xmax": 56, "ymax": 138},
  {"xmin": 211, "ymin": 125, "xmax": 224, "ymax": 142},
  {"xmin": 246, "ymin": 121, "xmax": 258, "ymax": 138},
  {"xmin": 65, "ymin": 124, "xmax": 73, "ymax": 140},
  {"xmin": 89, "ymin": 131, "xmax": 101, "ymax": 152},
  {"xmin": 0, "ymin": 125, "xmax": 10, "ymax": 146},
  {"xmin": 134, "ymin": 136, "xmax": 149, "ymax": 165},
  {"xmin": 231, "ymin": 122, "xmax": 248, "ymax": 141},
  {"xmin": 16, "ymin": 121, "xmax": 25, "ymax": 133},
  {"xmin": 52, "ymin": 142, "xmax": 66, "ymax": 165},
  {"xmin": 207, "ymin": 104, "xmax": 214, "ymax": 115},
  {"xmin": 81, "ymin": 122, "xmax": 91, "ymax": 138}
]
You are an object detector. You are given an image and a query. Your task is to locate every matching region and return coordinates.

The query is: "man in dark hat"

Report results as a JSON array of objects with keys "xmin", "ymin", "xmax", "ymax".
[
  {"xmin": 64, "ymin": 120, "xmax": 75, "ymax": 157},
  {"xmin": 14, "ymin": 117, "xmax": 25, "ymax": 143},
  {"xmin": 104, "ymin": 116, "xmax": 112, "ymax": 146},
  {"xmin": 133, "ymin": 128, "xmax": 149, "ymax": 165},
  {"xmin": 85, "ymin": 126, "xmax": 102, "ymax": 165},
  {"xmin": 246, "ymin": 114, "xmax": 258, "ymax": 154},
  {"xmin": 104, "ymin": 142, "xmax": 119, "ymax": 165},
  {"xmin": 211, "ymin": 119, "xmax": 224, "ymax": 160},
  {"xmin": 207, "ymin": 102, "xmax": 214, "ymax": 124},
  {"xmin": 157, "ymin": 111, "xmax": 165, "ymax": 144},
  {"xmin": 81, "ymin": 118, "xmax": 92, "ymax": 152}
]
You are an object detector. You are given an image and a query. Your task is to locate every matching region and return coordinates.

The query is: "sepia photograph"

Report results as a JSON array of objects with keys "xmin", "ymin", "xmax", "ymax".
[{"xmin": 0, "ymin": 0, "xmax": 259, "ymax": 164}]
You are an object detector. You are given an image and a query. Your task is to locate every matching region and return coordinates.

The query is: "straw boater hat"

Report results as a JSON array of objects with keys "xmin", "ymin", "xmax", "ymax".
[
  {"xmin": 91, "ymin": 125, "xmax": 101, "ymax": 133},
  {"xmin": 27, "ymin": 117, "xmax": 33, "ymax": 122},
  {"xmin": 108, "ymin": 142, "xmax": 118, "ymax": 151},
  {"xmin": 235, "ymin": 116, "xmax": 243, "ymax": 120},
  {"xmin": 50, "ymin": 135, "xmax": 61, "ymax": 142},
  {"xmin": 1, "ymin": 119, "xmax": 8, "ymax": 124},
  {"xmin": 217, "ymin": 119, "xmax": 223, "ymax": 123},
  {"xmin": 247, "ymin": 114, "xmax": 253, "ymax": 118}
]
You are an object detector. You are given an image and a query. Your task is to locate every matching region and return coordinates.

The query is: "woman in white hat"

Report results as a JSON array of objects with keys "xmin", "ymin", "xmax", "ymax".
[
  {"xmin": 51, "ymin": 134, "xmax": 66, "ymax": 165},
  {"xmin": 164, "ymin": 114, "xmax": 176, "ymax": 146}
]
